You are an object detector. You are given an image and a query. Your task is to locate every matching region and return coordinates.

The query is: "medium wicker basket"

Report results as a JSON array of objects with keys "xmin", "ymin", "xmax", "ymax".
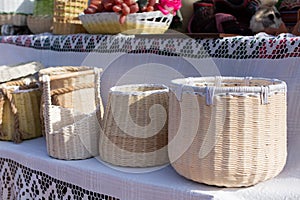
[
  {"xmin": 100, "ymin": 84, "xmax": 169, "ymax": 167},
  {"xmin": 40, "ymin": 66, "xmax": 104, "ymax": 160},
  {"xmin": 79, "ymin": 11, "xmax": 173, "ymax": 34},
  {"xmin": 53, "ymin": 0, "xmax": 88, "ymax": 35},
  {"xmin": 0, "ymin": 79, "xmax": 42, "ymax": 143},
  {"xmin": 168, "ymin": 76, "xmax": 287, "ymax": 187}
]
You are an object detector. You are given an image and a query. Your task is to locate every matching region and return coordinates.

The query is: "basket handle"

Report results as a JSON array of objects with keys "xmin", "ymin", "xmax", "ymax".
[
  {"xmin": 42, "ymin": 75, "xmax": 53, "ymax": 135},
  {"xmin": 94, "ymin": 68, "xmax": 104, "ymax": 126}
]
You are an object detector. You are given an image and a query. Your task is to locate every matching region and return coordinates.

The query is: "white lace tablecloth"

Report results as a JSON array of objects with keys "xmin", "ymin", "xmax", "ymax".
[{"xmin": 0, "ymin": 33, "xmax": 300, "ymax": 199}]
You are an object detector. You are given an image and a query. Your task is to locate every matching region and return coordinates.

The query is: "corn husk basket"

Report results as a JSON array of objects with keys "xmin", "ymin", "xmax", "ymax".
[
  {"xmin": 53, "ymin": 0, "xmax": 88, "ymax": 34},
  {"xmin": 0, "ymin": 79, "xmax": 42, "ymax": 143},
  {"xmin": 100, "ymin": 84, "xmax": 169, "ymax": 167},
  {"xmin": 40, "ymin": 66, "xmax": 104, "ymax": 160},
  {"xmin": 168, "ymin": 76, "xmax": 287, "ymax": 187}
]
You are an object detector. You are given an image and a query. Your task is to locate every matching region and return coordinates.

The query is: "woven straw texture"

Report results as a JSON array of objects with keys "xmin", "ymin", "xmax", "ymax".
[
  {"xmin": 0, "ymin": 14, "xmax": 28, "ymax": 26},
  {"xmin": 0, "ymin": 80, "xmax": 42, "ymax": 143},
  {"xmin": 100, "ymin": 84, "xmax": 169, "ymax": 167},
  {"xmin": 79, "ymin": 11, "xmax": 173, "ymax": 34},
  {"xmin": 41, "ymin": 66, "xmax": 103, "ymax": 160},
  {"xmin": 168, "ymin": 76, "xmax": 287, "ymax": 187},
  {"xmin": 27, "ymin": 15, "xmax": 53, "ymax": 34},
  {"xmin": 53, "ymin": 0, "xmax": 88, "ymax": 35}
]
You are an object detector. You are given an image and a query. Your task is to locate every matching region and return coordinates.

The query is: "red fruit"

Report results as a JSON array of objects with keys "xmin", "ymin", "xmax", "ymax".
[
  {"xmin": 147, "ymin": 0, "xmax": 156, "ymax": 6},
  {"xmin": 112, "ymin": 5, "xmax": 122, "ymax": 13},
  {"xmin": 121, "ymin": 3, "xmax": 130, "ymax": 15},
  {"xmin": 114, "ymin": 0, "xmax": 123, "ymax": 5},
  {"xmin": 146, "ymin": 5, "xmax": 154, "ymax": 12},
  {"xmin": 84, "ymin": 7, "xmax": 97, "ymax": 14},
  {"xmin": 124, "ymin": 0, "xmax": 136, "ymax": 5},
  {"xmin": 119, "ymin": 14, "xmax": 126, "ymax": 24},
  {"xmin": 129, "ymin": 3, "xmax": 139, "ymax": 13},
  {"xmin": 97, "ymin": 4, "xmax": 105, "ymax": 12}
]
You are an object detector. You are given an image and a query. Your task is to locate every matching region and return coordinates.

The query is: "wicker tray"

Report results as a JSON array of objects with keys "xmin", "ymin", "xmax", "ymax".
[
  {"xmin": 100, "ymin": 84, "xmax": 169, "ymax": 167},
  {"xmin": 40, "ymin": 66, "xmax": 103, "ymax": 160},
  {"xmin": 0, "ymin": 79, "xmax": 42, "ymax": 143},
  {"xmin": 53, "ymin": 0, "xmax": 88, "ymax": 35},
  {"xmin": 168, "ymin": 76, "xmax": 287, "ymax": 187},
  {"xmin": 79, "ymin": 11, "xmax": 173, "ymax": 34}
]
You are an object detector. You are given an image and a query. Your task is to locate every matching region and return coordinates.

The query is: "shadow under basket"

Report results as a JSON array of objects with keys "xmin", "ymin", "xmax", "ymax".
[
  {"xmin": 100, "ymin": 84, "xmax": 169, "ymax": 167},
  {"xmin": 0, "ymin": 80, "xmax": 42, "ymax": 143},
  {"xmin": 40, "ymin": 66, "xmax": 103, "ymax": 160},
  {"xmin": 168, "ymin": 76, "xmax": 287, "ymax": 187}
]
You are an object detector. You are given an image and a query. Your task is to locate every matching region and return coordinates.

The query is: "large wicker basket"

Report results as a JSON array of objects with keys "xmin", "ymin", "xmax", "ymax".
[
  {"xmin": 0, "ymin": 79, "xmax": 42, "ymax": 143},
  {"xmin": 79, "ymin": 11, "xmax": 173, "ymax": 34},
  {"xmin": 100, "ymin": 84, "xmax": 169, "ymax": 167},
  {"xmin": 168, "ymin": 76, "xmax": 287, "ymax": 187},
  {"xmin": 40, "ymin": 66, "xmax": 103, "ymax": 160},
  {"xmin": 53, "ymin": 0, "xmax": 88, "ymax": 34}
]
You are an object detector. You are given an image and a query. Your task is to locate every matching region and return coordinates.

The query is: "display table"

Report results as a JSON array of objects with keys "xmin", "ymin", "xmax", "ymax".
[{"xmin": 0, "ymin": 32, "xmax": 300, "ymax": 199}]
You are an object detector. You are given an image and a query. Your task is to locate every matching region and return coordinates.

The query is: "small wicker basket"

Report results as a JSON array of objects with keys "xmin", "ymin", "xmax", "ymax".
[
  {"xmin": 79, "ymin": 11, "xmax": 173, "ymax": 34},
  {"xmin": 27, "ymin": 15, "xmax": 53, "ymax": 34},
  {"xmin": 27, "ymin": 0, "xmax": 54, "ymax": 34},
  {"xmin": 53, "ymin": 0, "xmax": 88, "ymax": 35},
  {"xmin": 0, "ymin": 79, "xmax": 42, "ymax": 143},
  {"xmin": 168, "ymin": 76, "xmax": 287, "ymax": 187},
  {"xmin": 100, "ymin": 84, "xmax": 169, "ymax": 167},
  {"xmin": 40, "ymin": 66, "xmax": 103, "ymax": 160}
]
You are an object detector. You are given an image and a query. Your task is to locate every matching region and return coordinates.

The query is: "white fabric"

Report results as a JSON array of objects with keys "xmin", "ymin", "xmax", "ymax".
[{"xmin": 0, "ymin": 35, "xmax": 300, "ymax": 199}]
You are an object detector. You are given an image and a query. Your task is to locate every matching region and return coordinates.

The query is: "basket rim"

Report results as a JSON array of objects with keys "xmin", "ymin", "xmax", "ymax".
[
  {"xmin": 171, "ymin": 76, "xmax": 287, "ymax": 94},
  {"xmin": 39, "ymin": 66, "xmax": 102, "ymax": 80},
  {"xmin": 110, "ymin": 83, "xmax": 169, "ymax": 95}
]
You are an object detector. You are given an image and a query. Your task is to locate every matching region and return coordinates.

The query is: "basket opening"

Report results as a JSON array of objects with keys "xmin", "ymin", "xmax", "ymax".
[{"xmin": 194, "ymin": 79, "xmax": 281, "ymax": 87}]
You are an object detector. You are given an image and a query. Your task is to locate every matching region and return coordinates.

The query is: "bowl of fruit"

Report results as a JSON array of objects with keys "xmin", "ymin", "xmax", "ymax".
[{"xmin": 79, "ymin": 0, "xmax": 180, "ymax": 34}]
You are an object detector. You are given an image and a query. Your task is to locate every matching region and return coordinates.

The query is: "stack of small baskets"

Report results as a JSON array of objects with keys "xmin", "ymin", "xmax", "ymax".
[
  {"xmin": 39, "ymin": 66, "xmax": 103, "ymax": 160},
  {"xmin": 0, "ymin": 62, "xmax": 44, "ymax": 143}
]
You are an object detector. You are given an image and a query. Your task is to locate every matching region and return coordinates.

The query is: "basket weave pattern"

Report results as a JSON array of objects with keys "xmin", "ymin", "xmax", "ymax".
[
  {"xmin": 100, "ymin": 84, "xmax": 169, "ymax": 167},
  {"xmin": 0, "ymin": 81, "xmax": 42, "ymax": 143},
  {"xmin": 41, "ymin": 66, "xmax": 103, "ymax": 160},
  {"xmin": 79, "ymin": 11, "xmax": 173, "ymax": 34},
  {"xmin": 168, "ymin": 76, "xmax": 287, "ymax": 187},
  {"xmin": 53, "ymin": 0, "xmax": 88, "ymax": 34}
]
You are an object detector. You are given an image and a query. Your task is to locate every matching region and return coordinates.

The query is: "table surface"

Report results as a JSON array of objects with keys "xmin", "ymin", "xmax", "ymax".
[{"xmin": 0, "ymin": 137, "xmax": 299, "ymax": 200}]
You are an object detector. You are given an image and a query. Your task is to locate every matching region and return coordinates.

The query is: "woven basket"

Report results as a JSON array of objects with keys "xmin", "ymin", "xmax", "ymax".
[
  {"xmin": 53, "ymin": 0, "xmax": 88, "ymax": 35},
  {"xmin": 100, "ymin": 84, "xmax": 169, "ymax": 167},
  {"xmin": 79, "ymin": 11, "xmax": 173, "ymax": 34},
  {"xmin": 27, "ymin": 0, "xmax": 54, "ymax": 33},
  {"xmin": 27, "ymin": 15, "xmax": 53, "ymax": 34},
  {"xmin": 40, "ymin": 66, "xmax": 103, "ymax": 160},
  {"xmin": 0, "ymin": 80, "xmax": 42, "ymax": 143},
  {"xmin": 168, "ymin": 76, "xmax": 287, "ymax": 187}
]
